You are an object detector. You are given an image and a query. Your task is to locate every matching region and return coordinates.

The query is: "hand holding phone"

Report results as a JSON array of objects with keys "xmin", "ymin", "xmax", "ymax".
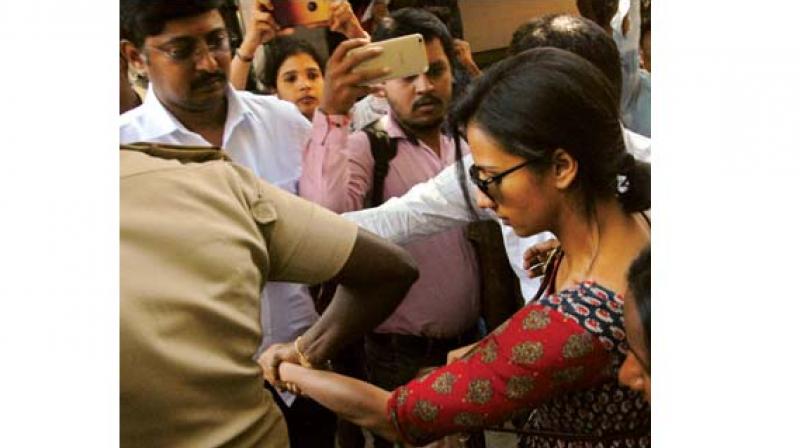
[
  {"xmin": 346, "ymin": 34, "xmax": 428, "ymax": 85},
  {"xmin": 270, "ymin": 0, "xmax": 332, "ymax": 28},
  {"xmin": 319, "ymin": 38, "xmax": 390, "ymax": 116},
  {"xmin": 240, "ymin": 0, "xmax": 290, "ymax": 56}
]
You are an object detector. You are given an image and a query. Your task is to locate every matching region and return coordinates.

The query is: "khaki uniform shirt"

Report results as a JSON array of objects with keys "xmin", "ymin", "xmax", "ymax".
[{"xmin": 120, "ymin": 143, "xmax": 358, "ymax": 447}]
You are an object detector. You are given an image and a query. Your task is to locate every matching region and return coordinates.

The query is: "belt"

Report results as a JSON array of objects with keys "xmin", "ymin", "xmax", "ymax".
[{"xmin": 367, "ymin": 328, "xmax": 479, "ymax": 355}]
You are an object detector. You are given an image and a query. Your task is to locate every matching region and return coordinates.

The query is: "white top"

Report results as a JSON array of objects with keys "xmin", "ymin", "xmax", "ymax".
[
  {"xmin": 624, "ymin": 126, "xmax": 651, "ymax": 162},
  {"xmin": 349, "ymin": 94, "xmax": 391, "ymax": 132},
  {"xmin": 343, "ymin": 128, "xmax": 651, "ymax": 301},
  {"xmin": 120, "ymin": 84, "xmax": 316, "ymax": 357},
  {"xmin": 613, "ymin": 0, "xmax": 650, "ymax": 137}
]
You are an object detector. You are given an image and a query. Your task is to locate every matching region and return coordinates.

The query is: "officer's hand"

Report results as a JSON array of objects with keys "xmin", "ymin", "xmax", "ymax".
[{"xmin": 258, "ymin": 342, "xmax": 300, "ymax": 390}]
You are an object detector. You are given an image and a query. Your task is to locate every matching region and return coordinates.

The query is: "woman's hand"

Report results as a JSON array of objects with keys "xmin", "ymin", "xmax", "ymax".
[{"xmin": 329, "ymin": 0, "xmax": 369, "ymax": 39}]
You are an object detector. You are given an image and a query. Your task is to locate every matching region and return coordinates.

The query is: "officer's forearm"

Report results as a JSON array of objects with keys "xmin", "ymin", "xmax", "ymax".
[
  {"xmin": 298, "ymin": 228, "xmax": 419, "ymax": 365},
  {"xmin": 300, "ymin": 277, "xmax": 412, "ymax": 365}
]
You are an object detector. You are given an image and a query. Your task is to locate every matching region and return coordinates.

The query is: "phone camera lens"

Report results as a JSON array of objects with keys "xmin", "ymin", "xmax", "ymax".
[{"xmin": 307, "ymin": 1, "xmax": 318, "ymax": 12}]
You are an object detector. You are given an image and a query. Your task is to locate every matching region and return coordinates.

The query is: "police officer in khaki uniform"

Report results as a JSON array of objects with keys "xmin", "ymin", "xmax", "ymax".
[{"xmin": 120, "ymin": 143, "xmax": 418, "ymax": 447}]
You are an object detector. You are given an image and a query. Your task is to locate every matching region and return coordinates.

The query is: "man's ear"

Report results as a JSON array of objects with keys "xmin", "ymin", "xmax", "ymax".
[
  {"xmin": 121, "ymin": 40, "xmax": 147, "ymax": 77},
  {"xmin": 551, "ymin": 148, "xmax": 578, "ymax": 190}
]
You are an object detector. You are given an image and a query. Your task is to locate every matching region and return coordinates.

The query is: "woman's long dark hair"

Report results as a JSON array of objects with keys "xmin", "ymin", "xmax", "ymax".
[{"xmin": 450, "ymin": 47, "xmax": 650, "ymax": 219}]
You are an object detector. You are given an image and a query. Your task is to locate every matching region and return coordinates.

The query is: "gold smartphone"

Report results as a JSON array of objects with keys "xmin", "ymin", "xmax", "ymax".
[
  {"xmin": 347, "ymin": 34, "xmax": 429, "ymax": 85},
  {"xmin": 269, "ymin": 0, "xmax": 332, "ymax": 28}
]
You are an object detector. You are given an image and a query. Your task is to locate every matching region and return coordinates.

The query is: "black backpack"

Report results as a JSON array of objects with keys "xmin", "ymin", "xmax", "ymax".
[
  {"xmin": 309, "ymin": 116, "xmax": 398, "ymax": 315},
  {"xmin": 362, "ymin": 116, "xmax": 399, "ymax": 208}
]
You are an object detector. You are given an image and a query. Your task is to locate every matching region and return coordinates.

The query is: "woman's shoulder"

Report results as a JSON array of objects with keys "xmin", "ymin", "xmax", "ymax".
[{"xmin": 537, "ymin": 281, "xmax": 627, "ymax": 354}]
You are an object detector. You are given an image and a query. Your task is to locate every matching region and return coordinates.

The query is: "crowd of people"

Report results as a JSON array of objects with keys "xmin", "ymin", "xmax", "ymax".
[{"xmin": 119, "ymin": 0, "xmax": 652, "ymax": 447}]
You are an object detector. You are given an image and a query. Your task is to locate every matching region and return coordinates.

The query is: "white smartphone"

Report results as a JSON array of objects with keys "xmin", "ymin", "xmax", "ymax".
[{"xmin": 347, "ymin": 34, "xmax": 428, "ymax": 85}]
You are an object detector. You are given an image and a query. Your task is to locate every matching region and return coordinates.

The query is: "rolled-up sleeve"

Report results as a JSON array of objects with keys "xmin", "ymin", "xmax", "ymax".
[{"xmin": 299, "ymin": 109, "xmax": 375, "ymax": 213}]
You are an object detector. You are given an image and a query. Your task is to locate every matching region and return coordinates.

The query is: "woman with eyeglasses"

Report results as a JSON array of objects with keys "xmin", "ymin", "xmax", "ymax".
[{"xmin": 260, "ymin": 47, "xmax": 651, "ymax": 447}]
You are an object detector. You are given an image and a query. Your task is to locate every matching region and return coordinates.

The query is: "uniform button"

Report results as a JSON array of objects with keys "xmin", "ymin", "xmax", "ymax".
[{"xmin": 252, "ymin": 200, "xmax": 276, "ymax": 224}]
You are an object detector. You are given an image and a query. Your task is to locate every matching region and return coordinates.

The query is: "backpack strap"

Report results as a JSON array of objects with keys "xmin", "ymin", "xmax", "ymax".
[
  {"xmin": 310, "ymin": 117, "xmax": 398, "ymax": 315},
  {"xmin": 362, "ymin": 116, "xmax": 399, "ymax": 208}
]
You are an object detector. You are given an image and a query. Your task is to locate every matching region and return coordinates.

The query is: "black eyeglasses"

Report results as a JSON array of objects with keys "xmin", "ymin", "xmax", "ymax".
[
  {"xmin": 468, "ymin": 160, "xmax": 534, "ymax": 200},
  {"xmin": 149, "ymin": 31, "xmax": 231, "ymax": 63}
]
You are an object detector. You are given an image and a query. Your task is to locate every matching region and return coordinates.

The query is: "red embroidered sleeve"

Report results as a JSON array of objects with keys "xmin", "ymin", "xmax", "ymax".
[{"xmin": 387, "ymin": 283, "xmax": 622, "ymax": 446}]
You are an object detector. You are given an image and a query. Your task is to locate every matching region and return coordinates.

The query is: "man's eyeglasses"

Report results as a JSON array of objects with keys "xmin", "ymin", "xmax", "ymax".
[
  {"xmin": 149, "ymin": 32, "xmax": 231, "ymax": 63},
  {"xmin": 468, "ymin": 159, "xmax": 534, "ymax": 200}
]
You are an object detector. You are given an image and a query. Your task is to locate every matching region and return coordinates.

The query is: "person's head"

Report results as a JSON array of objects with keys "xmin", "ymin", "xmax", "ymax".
[
  {"xmin": 372, "ymin": 0, "xmax": 390, "ymax": 20},
  {"xmin": 576, "ymin": 0, "xmax": 618, "ymax": 33},
  {"xmin": 451, "ymin": 48, "xmax": 650, "ymax": 237},
  {"xmin": 372, "ymin": 8, "xmax": 457, "ymax": 135},
  {"xmin": 389, "ymin": 0, "xmax": 460, "ymax": 38},
  {"xmin": 509, "ymin": 14, "xmax": 622, "ymax": 103},
  {"xmin": 619, "ymin": 245, "xmax": 651, "ymax": 402},
  {"xmin": 120, "ymin": 0, "xmax": 230, "ymax": 114},
  {"xmin": 261, "ymin": 36, "xmax": 325, "ymax": 120}
]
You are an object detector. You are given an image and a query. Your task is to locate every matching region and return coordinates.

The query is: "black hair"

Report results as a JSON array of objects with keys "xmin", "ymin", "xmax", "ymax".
[
  {"xmin": 576, "ymin": 0, "xmax": 619, "ymax": 30},
  {"xmin": 372, "ymin": 8, "xmax": 457, "ymax": 79},
  {"xmin": 509, "ymin": 14, "xmax": 622, "ymax": 103},
  {"xmin": 120, "ymin": 0, "xmax": 224, "ymax": 48},
  {"xmin": 259, "ymin": 36, "xmax": 325, "ymax": 90},
  {"xmin": 387, "ymin": 0, "xmax": 464, "ymax": 39},
  {"xmin": 450, "ymin": 47, "xmax": 650, "ymax": 219},
  {"xmin": 627, "ymin": 245, "xmax": 651, "ymax": 352}
]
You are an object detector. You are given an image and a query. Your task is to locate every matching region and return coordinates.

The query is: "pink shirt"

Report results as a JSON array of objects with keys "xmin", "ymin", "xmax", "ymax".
[{"xmin": 300, "ymin": 109, "xmax": 480, "ymax": 338}]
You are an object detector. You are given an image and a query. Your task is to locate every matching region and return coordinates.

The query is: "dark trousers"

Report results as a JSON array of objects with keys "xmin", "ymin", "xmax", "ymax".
[
  {"xmin": 265, "ymin": 381, "xmax": 337, "ymax": 448},
  {"xmin": 364, "ymin": 329, "xmax": 480, "ymax": 448},
  {"xmin": 331, "ymin": 338, "xmax": 369, "ymax": 448}
]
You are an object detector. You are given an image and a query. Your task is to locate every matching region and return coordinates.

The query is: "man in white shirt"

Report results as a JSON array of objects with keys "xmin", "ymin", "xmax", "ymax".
[
  {"xmin": 119, "ymin": 0, "xmax": 334, "ymax": 445},
  {"xmin": 345, "ymin": 14, "xmax": 651, "ymax": 300}
]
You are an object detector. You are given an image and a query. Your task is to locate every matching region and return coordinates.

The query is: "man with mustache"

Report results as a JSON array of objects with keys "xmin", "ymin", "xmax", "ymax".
[
  {"xmin": 298, "ymin": 8, "xmax": 482, "ymax": 448},
  {"xmin": 119, "ymin": 1, "xmax": 353, "ymax": 446}
]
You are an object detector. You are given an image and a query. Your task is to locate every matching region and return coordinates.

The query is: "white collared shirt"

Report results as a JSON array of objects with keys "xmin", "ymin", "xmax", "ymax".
[
  {"xmin": 343, "ymin": 128, "xmax": 651, "ymax": 301},
  {"xmin": 120, "ymin": 85, "xmax": 316, "ymax": 358}
]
